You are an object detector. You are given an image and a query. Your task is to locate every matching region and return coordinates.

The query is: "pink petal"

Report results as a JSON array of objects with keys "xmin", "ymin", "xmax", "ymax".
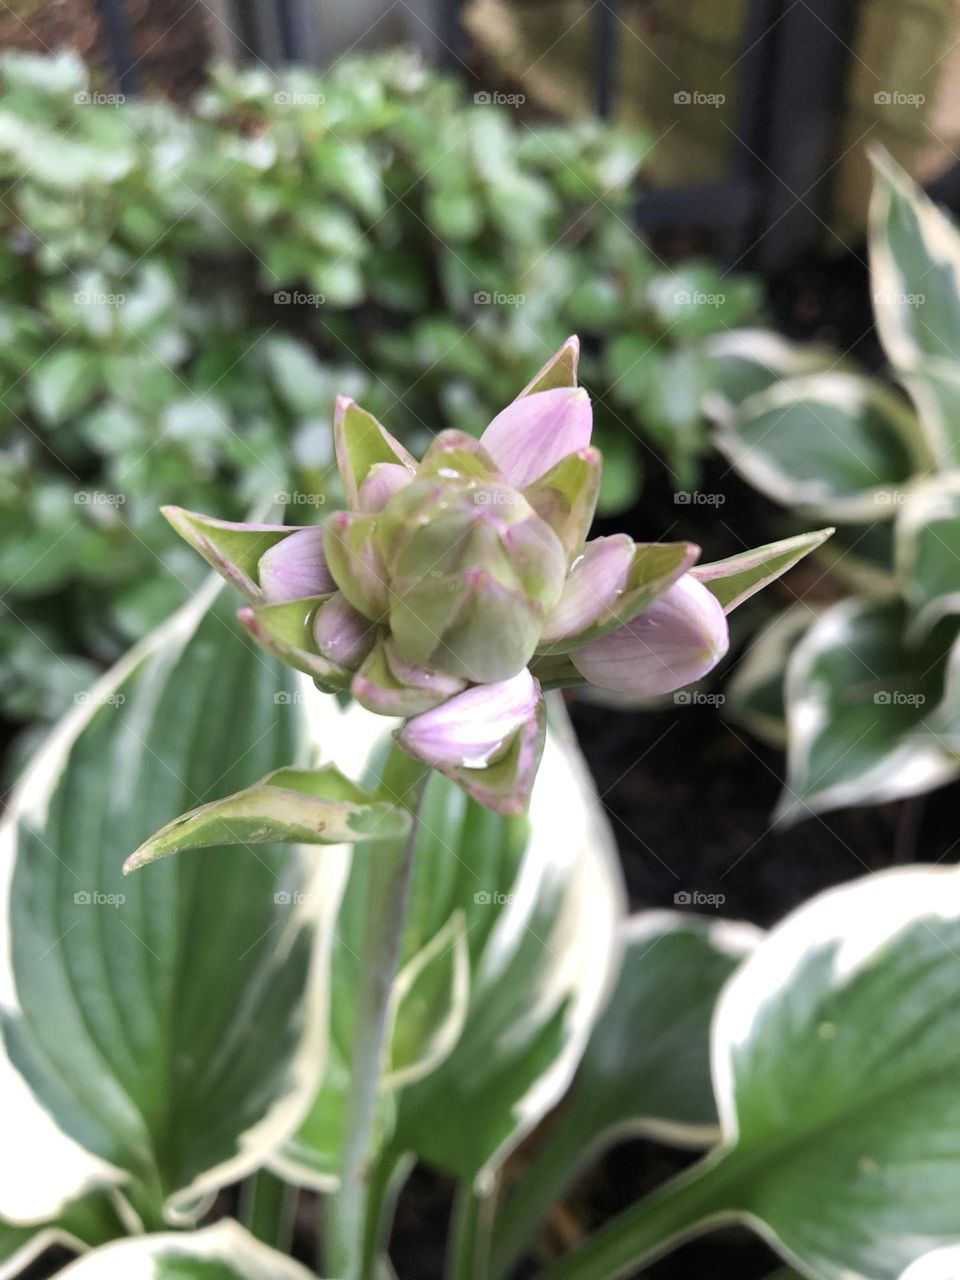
[
  {"xmin": 541, "ymin": 534, "xmax": 635, "ymax": 643},
  {"xmin": 396, "ymin": 669, "xmax": 538, "ymax": 768},
  {"xmin": 480, "ymin": 387, "xmax": 592, "ymax": 488},
  {"xmin": 312, "ymin": 591, "xmax": 378, "ymax": 668},
  {"xmin": 357, "ymin": 462, "xmax": 414, "ymax": 514},
  {"xmin": 570, "ymin": 575, "xmax": 729, "ymax": 695},
  {"xmin": 258, "ymin": 527, "xmax": 336, "ymax": 603}
]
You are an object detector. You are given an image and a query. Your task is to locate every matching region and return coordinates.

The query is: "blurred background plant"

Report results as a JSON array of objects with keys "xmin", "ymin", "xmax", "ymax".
[{"xmin": 0, "ymin": 48, "xmax": 760, "ymax": 729}]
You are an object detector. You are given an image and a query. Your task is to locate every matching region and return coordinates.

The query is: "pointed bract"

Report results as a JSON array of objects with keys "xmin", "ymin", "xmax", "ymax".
[
  {"xmin": 570, "ymin": 574, "xmax": 730, "ymax": 695},
  {"xmin": 691, "ymin": 529, "xmax": 834, "ymax": 613},
  {"xmin": 238, "ymin": 597, "xmax": 353, "ymax": 691},
  {"xmin": 524, "ymin": 446, "xmax": 602, "ymax": 560},
  {"xmin": 352, "ymin": 636, "xmax": 466, "ymax": 717},
  {"xmin": 520, "ymin": 335, "xmax": 580, "ymax": 395},
  {"xmin": 334, "ymin": 395, "xmax": 416, "ymax": 507},
  {"xmin": 161, "ymin": 506, "xmax": 297, "ymax": 602},
  {"xmin": 480, "ymin": 387, "xmax": 592, "ymax": 488}
]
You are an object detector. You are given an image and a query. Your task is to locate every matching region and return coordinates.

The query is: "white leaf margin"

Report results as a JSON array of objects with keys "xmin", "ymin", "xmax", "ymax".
[
  {"xmin": 901, "ymin": 1244, "xmax": 960, "ymax": 1280},
  {"xmin": 54, "ymin": 1218, "xmax": 317, "ymax": 1280},
  {"xmin": 711, "ymin": 866, "xmax": 960, "ymax": 1279},
  {"xmin": 894, "ymin": 473, "xmax": 960, "ymax": 638},
  {"xmin": 777, "ymin": 596, "xmax": 960, "ymax": 823},
  {"xmin": 0, "ymin": 582, "xmax": 341, "ymax": 1223},
  {"xmin": 702, "ymin": 327, "xmax": 841, "ymax": 427}
]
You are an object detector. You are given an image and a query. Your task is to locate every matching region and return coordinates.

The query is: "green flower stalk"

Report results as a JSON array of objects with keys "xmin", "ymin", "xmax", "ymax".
[{"xmin": 163, "ymin": 337, "xmax": 831, "ymax": 817}]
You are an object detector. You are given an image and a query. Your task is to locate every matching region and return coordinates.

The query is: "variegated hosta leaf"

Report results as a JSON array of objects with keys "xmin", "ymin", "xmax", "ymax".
[
  {"xmin": 777, "ymin": 597, "xmax": 958, "ymax": 823},
  {"xmin": 869, "ymin": 148, "xmax": 960, "ymax": 374},
  {"xmin": 0, "ymin": 1193, "xmax": 125, "ymax": 1280},
  {"xmin": 702, "ymin": 327, "xmax": 841, "ymax": 426},
  {"xmin": 489, "ymin": 913, "xmax": 759, "ymax": 1278},
  {"xmin": 710, "ymin": 867, "xmax": 960, "ymax": 1280},
  {"xmin": 273, "ymin": 697, "xmax": 625, "ymax": 1192},
  {"xmin": 0, "ymin": 584, "xmax": 337, "ymax": 1225},
  {"xmin": 900, "ymin": 359, "xmax": 960, "ymax": 472},
  {"xmin": 546, "ymin": 869, "xmax": 960, "ymax": 1280},
  {"xmin": 691, "ymin": 530, "xmax": 833, "ymax": 614},
  {"xmin": 901, "ymin": 1245, "xmax": 960, "ymax": 1280},
  {"xmin": 814, "ymin": 518, "xmax": 896, "ymax": 593},
  {"xmin": 894, "ymin": 475, "xmax": 960, "ymax": 638},
  {"xmin": 54, "ymin": 1219, "xmax": 316, "ymax": 1279},
  {"xmin": 715, "ymin": 373, "xmax": 929, "ymax": 521},
  {"xmin": 725, "ymin": 604, "xmax": 819, "ymax": 748}
]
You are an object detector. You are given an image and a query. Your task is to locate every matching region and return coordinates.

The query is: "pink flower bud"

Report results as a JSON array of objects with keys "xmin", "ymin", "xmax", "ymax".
[{"xmin": 258, "ymin": 527, "xmax": 335, "ymax": 604}]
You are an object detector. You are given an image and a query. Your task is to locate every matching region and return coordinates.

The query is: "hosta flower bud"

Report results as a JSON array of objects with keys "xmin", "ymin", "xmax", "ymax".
[
  {"xmin": 570, "ymin": 574, "xmax": 730, "ymax": 695},
  {"xmin": 258, "ymin": 526, "xmax": 335, "ymax": 603}
]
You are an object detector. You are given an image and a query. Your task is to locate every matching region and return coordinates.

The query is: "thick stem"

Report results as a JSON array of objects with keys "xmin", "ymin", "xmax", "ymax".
[
  {"xmin": 536, "ymin": 1152, "xmax": 743, "ymax": 1280},
  {"xmin": 447, "ymin": 1178, "xmax": 496, "ymax": 1280},
  {"xmin": 326, "ymin": 750, "xmax": 430, "ymax": 1280}
]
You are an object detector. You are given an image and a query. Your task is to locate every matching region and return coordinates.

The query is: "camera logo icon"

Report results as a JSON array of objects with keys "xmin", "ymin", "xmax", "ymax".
[
  {"xmin": 674, "ymin": 891, "xmax": 692, "ymax": 905},
  {"xmin": 674, "ymin": 91, "xmax": 691, "ymax": 104}
]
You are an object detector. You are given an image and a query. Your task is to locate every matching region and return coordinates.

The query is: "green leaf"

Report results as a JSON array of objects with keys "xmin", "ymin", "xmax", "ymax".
[
  {"xmin": 869, "ymin": 148, "xmax": 960, "ymax": 373},
  {"xmin": 520, "ymin": 336, "xmax": 580, "ymax": 395},
  {"xmin": 895, "ymin": 475, "xmax": 960, "ymax": 636},
  {"xmin": 778, "ymin": 597, "xmax": 957, "ymax": 823},
  {"xmin": 124, "ymin": 765, "xmax": 410, "ymax": 874},
  {"xmin": 717, "ymin": 373, "xmax": 929, "ymax": 520},
  {"xmin": 542, "ymin": 868, "xmax": 960, "ymax": 1280},
  {"xmin": 489, "ymin": 913, "xmax": 759, "ymax": 1276},
  {"xmin": 30, "ymin": 348, "xmax": 99, "ymax": 426},
  {"xmin": 53, "ymin": 1219, "xmax": 316, "ymax": 1279},
  {"xmin": 703, "ymin": 328, "xmax": 841, "ymax": 425},
  {"xmin": 726, "ymin": 604, "xmax": 819, "ymax": 748},
  {"xmin": 692, "ymin": 529, "xmax": 833, "ymax": 613},
  {"xmin": 0, "ymin": 1193, "xmax": 126, "ymax": 1280},
  {"xmin": 0, "ymin": 586, "xmax": 335, "ymax": 1222},
  {"xmin": 334, "ymin": 398, "xmax": 415, "ymax": 508},
  {"xmin": 710, "ymin": 867, "xmax": 960, "ymax": 1280}
]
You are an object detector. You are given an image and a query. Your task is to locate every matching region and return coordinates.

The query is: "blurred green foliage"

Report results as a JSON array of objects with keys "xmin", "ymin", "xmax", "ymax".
[{"xmin": 0, "ymin": 49, "xmax": 761, "ymax": 722}]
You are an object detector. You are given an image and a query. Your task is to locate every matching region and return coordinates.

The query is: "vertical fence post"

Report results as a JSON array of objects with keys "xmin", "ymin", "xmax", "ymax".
[
  {"xmin": 594, "ymin": 0, "xmax": 618, "ymax": 119},
  {"xmin": 93, "ymin": 0, "xmax": 139, "ymax": 95}
]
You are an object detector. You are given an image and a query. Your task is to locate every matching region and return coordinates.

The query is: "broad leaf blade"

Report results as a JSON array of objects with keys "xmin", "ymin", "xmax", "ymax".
[
  {"xmin": 0, "ymin": 586, "xmax": 334, "ymax": 1222},
  {"xmin": 895, "ymin": 475, "xmax": 960, "ymax": 637},
  {"xmin": 55, "ymin": 1219, "xmax": 316, "ymax": 1279}
]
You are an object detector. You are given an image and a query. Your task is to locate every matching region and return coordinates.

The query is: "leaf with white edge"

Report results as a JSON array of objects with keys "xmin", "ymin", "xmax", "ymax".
[
  {"xmin": 490, "ymin": 913, "xmax": 759, "ymax": 1278},
  {"xmin": 54, "ymin": 1219, "xmax": 316, "ymax": 1279},
  {"xmin": 702, "ymin": 328, "xmax": 842, "ymax": 426},
  {"xmin": 161, "ymin": 506, "xmax": 296, "ymax": 602},
  {"xmin": 543, "ymin": 868, "xmax": 960, "ymax": 1280},
  {"xmin": 869, "ymin": 148, "xmax": 960, "ymax": 373},
  {"xmin": 691, "ymin": 530, "xmax": 833, "ymax": 614},
  {"xmin": 901, "ymin": 1245, "xmax": 960, "ymax": 1280},
  {"xmin": 726, "ymin": 605, "xmax": 820, "ymax": 749},
  {"xmin": 392, "ymin": 699, "xmax": 624, "ymax": 1187},
  {"xmin": 273, "ymin": 697, "xmax": 625, "ymax": 1192},
  {"xmin": 385, "ymin": 910, "xmax": 470, "ymax": 1091},
  {"xmin": 900, "ymin": 358, "xmax": 960, "ymax": 471},
  {"xmin": 895, "ymin": 475, "xmax": 960, "ymax": 638},
  {"xmin": 0, "ymin": 585, "xmax": 336, "ymax": 1224},
  {"xmin": 716, "ymin": 373, "xmax": 929, "ymax": 520},
  {"xmin": 124, "ymin": 765, "xmax": 409, "ymax": 873},
  {"xmin": 814, "ymin": 519, "xmax": 896, "ymax": 593},
  {"xmin": 0, "ymin": 1193, "xmax": 125, "ymax": 1280},
  {"xmin": 777, "ymin": 597, "xmax": 958, "ymax": 823}
]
